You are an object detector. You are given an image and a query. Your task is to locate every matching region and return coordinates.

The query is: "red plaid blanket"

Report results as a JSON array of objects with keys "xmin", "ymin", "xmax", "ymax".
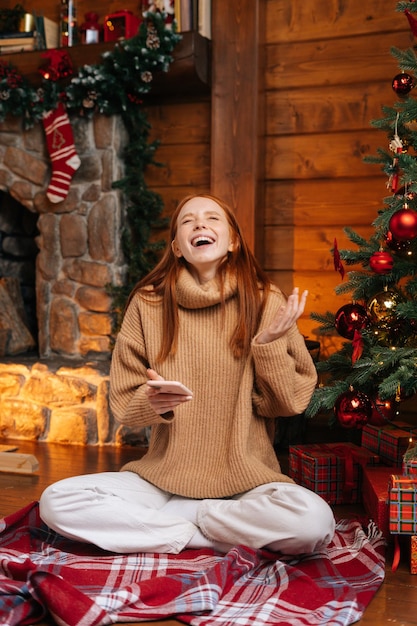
[{"xmin": 0, "ymin": 502, "xmax": 385, "ymax": 626}]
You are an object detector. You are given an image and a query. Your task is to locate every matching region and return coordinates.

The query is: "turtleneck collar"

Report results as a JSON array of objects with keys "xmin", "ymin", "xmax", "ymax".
[{"xmin": 176, "ymin": 267, "xmax": 238, "ymax": 310}]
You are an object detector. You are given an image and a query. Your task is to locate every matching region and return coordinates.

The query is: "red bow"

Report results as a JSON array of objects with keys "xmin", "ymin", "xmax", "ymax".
[{"xmin": 333, "ymin": 238, "xmax": 345, "ymax": 279}]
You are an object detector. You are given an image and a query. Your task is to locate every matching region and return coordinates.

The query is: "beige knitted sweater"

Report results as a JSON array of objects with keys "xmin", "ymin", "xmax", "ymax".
[{"xmin": 110, "ymin": 268, "xmax": 317, "ymax": 498}]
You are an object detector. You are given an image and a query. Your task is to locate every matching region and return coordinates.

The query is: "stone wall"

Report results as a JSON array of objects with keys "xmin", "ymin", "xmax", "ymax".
[
  {"xmin": 0, "ymin": 112, "xmax": 127, "ymax": 360},
  {"xmin": 0, "ymin": 112, "xmax": 142, "ymax": 446}
]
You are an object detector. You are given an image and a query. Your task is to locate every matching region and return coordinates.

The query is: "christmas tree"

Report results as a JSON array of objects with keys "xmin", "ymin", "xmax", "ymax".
[{"xmin": 305, "ymin": 1, "xmax": 417, "ymax": 430}]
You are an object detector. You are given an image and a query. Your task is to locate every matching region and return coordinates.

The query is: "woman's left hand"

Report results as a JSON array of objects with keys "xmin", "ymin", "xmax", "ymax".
[
  {"xmin": 255, "ymin": 287, "xmax": 308, "ymax": 344},
  {"xmin": 145, "ymin": 368, "xmax": 192, "ymax": 415}
]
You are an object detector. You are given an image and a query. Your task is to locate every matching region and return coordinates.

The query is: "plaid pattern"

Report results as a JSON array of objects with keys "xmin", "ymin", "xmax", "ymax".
[
  {"xmin": 362, "ymin": 466, "xmax": 394, "ymax": 539},
  {"xmin": 403, "ymin": 458, "xmax": 417, "ymax": 476},
  {"xmin": 389, "ymin": 474, "xmax": 417, "ymax": 534},
  {"xmin": 0, "ymin": 502, "xmax": 385, "ymax": 626},
  {"xmin": 289, "ymin": 442, "xmax": 379, "ymax": 505},
  {"xmin": 361, "ymin": 423, "xmax": 414, "ymax": 466}
]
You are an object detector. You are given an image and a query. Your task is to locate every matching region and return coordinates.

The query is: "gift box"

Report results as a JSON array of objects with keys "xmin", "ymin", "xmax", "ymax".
[
  {"xmin": 389, "ymin": 474, "xmax": 417, "ymax": 534},
  {"xmin": 362, "ymin": 466, "xmax": 394, "ymax": 539},
  {"xmin": 403, "ymin": 458, "xmax": 417, "ymax": 476},
  {"xmin": 289, "ymin": 442, "xmax": 379, "ymax": 505},
  {"xmin": 361, "ymin": 423, "xmax": 414, "ymax": 466},
  {"xmin": 402, "ymin": 440, "xmax": 417, "ymax": 475}
]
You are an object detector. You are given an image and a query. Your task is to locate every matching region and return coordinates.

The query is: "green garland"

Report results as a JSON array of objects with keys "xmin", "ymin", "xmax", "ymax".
[{"xmin": 0, "ymin": 11, "xmax": 181, "ymax": 326}]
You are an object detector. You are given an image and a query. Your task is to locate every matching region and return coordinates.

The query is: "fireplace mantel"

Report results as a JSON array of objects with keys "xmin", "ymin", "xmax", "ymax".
[{"xmin": 0, "ymin": 32, "xmax": 210, "ymax": 97}]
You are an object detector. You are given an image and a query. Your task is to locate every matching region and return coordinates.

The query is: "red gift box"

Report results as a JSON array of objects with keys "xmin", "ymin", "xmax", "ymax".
[
  {"xmin": 289, "ymin": 442, "xmax": 379, "ymax": 505},
  {"xmin": 362, "ymin": 466, "xmax": 394, "ymax": 539},
  {"xmin": 389, "ymin": 474, "xmax": 417, "ymax": 534},
  {"xmin": 403, "ymin": 458, "xmax": 417, "ymax": 476},
  {"xmin": 361, "ymin": 423, "xmax": 415, "ymax": 466}
]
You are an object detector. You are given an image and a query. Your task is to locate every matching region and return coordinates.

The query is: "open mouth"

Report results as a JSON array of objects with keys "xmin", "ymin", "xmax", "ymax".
[{"xmin": 192, "ymin": 235, "xmax": 215, "ymax": 247}]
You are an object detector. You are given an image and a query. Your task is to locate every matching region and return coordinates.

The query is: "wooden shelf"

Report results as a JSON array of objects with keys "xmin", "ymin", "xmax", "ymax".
[{"xmin": 0, "ymin": 31, "xmax": 210, "ymax": 96}]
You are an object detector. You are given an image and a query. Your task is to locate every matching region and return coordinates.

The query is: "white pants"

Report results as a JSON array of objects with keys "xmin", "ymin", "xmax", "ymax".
[{"xmin": 39, "ymin": 471, "xmax": 335, "ymax": 555}]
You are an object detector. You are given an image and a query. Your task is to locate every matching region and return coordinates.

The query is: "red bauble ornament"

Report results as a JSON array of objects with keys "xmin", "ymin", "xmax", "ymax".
[
  {"xmin": 334, "ymin": 303, "xmax": 368, "ymax": 339},
  {"xmin": 369, "ymin": 250, "xmax": 394, "ymax": 274},
  {"xmin": 389, "ymin": 208, "xmax": 417, "ymax": 241},
  {"xmin": 386, "ymin": 230, "xmax": 414, "ymax": 257},
  {"xmin": 334, "ymin": 389, "xmax": 372, "ymax": 429},
  {"xmin": 392, "ymin": 72, "xmax": 415, "ymax": 96},
  {"xmin": 369, "ymin": 396, "xmax": 396, "ymax": 426}
]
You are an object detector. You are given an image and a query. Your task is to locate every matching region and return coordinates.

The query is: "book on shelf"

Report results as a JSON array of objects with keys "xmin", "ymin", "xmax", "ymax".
[
  {"xmin": 34, "ymin": 15, "xmax": 59, "ymax": 50},
  {"xmin": 0, "ymin": 14, "xmax": 58, "ymax": 54},
  {"xmin": 0, "ymin": 32, "xmax": 35, "ymax": 54},
  {"xmin": 175, "ymin": 0, "xmax": 193, "ymax": 32},
  {"xmin": 198, "ymin": 0, "xmax": 211, "ymax": 39},
  {"xmin": 0, "ymin": 31, "xmax": 34, "ymax": 40}
]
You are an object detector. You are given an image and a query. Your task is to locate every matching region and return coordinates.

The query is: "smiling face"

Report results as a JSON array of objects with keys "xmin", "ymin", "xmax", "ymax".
[{"xmin": 172, "ymin": 196, "xmax": 235, "ymax": 283}]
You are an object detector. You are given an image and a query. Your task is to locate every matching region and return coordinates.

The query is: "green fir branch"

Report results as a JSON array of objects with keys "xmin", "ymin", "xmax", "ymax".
[
  {"xmin": 396, "ymin": 2, "xmax": 417, "ymax": 13},
  {"xmin": 309, "ymin": 311, "xmax": 337, "ymax": 333},
  {"xmin": 390, "ymin": 46, "xmax": 417, "ymax": 73}
]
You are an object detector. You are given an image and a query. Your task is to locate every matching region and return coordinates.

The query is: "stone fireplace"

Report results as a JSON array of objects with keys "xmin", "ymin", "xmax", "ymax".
[{"xmin": 0, "ymin": 112, "xmax": 146, "ymax": 446}]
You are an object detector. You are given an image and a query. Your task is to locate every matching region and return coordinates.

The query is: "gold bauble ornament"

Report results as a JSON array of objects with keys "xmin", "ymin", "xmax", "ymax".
[{"xmin": 367, "ymin": 289, "xmax": 402, "ymax": 324}]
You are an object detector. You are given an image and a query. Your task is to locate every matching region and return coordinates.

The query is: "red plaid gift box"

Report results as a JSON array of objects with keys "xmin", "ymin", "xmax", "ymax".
[
  {"xmin": 288, "ymin": 442, "xmax": 379, "ymax": 505},
  {"xmin": 362, "ymin": 466, "xmax": 394, "ymax": 539},
  {"xmin": 403, "ymin": 459, "xmax": 417, "ymax": 476},
  {"xmin": 389, "ymin": 474, "xmax": 417, "ymax": 534},
  {"xmin": 361, "ymin": 423, "xmax": 414, "ymax": 466}
]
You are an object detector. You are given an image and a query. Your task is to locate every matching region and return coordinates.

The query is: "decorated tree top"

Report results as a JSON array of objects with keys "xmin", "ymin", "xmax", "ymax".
[{"xmin": 306, "ymin": 1, "xmax": 417, "ymax": 428}]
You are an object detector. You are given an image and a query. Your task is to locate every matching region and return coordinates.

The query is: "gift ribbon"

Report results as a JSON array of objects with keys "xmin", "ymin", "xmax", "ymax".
[{"xmin": 392, "ymin": 535, "xmax": 401, "ymax": 572}]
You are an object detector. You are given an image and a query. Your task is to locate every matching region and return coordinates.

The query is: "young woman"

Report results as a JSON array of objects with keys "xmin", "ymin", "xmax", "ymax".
[{"xmin": 39, "ymin": 194, "xmax": 335, "ymax": 555}]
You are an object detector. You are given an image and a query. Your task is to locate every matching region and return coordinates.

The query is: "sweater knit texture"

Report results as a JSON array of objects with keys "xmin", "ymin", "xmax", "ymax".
[{"xmin": 110, "ymin": 268, "xmax": 317, "ymax": 499}]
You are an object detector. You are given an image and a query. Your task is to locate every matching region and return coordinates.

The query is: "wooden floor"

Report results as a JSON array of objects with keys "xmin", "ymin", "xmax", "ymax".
[{"xmin": 1, "ymin": 438, "xmax": 417, "ymax": 626}]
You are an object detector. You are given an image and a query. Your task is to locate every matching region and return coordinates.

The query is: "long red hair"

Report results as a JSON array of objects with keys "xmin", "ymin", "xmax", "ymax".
[{"xmin": 126, "ymin": 194, "xmax": 272, "ymax": 362}]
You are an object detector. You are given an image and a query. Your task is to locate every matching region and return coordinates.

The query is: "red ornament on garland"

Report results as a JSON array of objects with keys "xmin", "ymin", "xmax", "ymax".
[
  {"xmin": 369, "ymin": 250, "xmax": 394, "ymax": 274},
  {"xmin": 39, "ymin": 49, "xmax": 74, "ymax": 82},
  {"xmin": 334, "ymin": 303, "xmax": 368, "ymax": 340},
  {"xmin": 389, "ymin": 206, "xmax": 417, "ymax": 241},
  {"xmin": 334, "ymin": 389, "xmax": 372, "ymax": 429},
  {"xmin": 392, "ymin": 72, "xmax": 415, "ymax": 96}
]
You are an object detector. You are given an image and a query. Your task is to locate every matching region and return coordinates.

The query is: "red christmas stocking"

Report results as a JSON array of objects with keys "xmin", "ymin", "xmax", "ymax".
[{"xmin": 42, "ymin": 102, "xmax": 81, "ymax": 204}]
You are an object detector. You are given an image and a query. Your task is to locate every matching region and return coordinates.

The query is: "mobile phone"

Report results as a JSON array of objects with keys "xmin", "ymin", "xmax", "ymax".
[{"xmin": 147, "ymin": 380, "xmax": 193, "ymax": 396}]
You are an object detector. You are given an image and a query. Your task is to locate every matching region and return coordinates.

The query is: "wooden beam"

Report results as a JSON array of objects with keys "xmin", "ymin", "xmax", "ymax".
[{"xmin": 210, "ymin": 0, "xmax": 265, "ymax": 258}]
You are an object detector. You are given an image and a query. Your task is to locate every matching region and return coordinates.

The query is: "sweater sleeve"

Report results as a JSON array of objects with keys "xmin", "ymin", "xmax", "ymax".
[
  {"xmin": 109, "ymin": 298, "xmax": 173, "ymax": 428},
  {"xmin": 251, "ymin": 291, "xmax": 318, "ymax": 418}
]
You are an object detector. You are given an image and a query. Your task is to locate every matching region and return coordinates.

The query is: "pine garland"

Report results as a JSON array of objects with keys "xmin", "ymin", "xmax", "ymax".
[{"xmin": 0, "ymin": 12, "xmax": 181, "ymax": 327}]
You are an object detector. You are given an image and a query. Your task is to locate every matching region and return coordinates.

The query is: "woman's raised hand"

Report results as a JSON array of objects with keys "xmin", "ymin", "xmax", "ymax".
[{"xmin": 255, "ymin": 287, "xmax": 308, "ymax": 344}]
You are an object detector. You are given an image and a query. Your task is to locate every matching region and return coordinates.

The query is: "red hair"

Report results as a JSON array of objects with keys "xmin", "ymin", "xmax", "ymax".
[{"xmin": 126, "ymin": 194, "xmax": 271, "ymax": 362}]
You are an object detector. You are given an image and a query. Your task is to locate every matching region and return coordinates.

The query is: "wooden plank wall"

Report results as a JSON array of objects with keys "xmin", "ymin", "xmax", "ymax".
[
  {"xmin": 264, "ymin": 0, "xmax": 411, "ymax": 355},
  {"xmin": 2, "ymin": 0, "xmax": 413, "ymax": 358},
  {"xmin": 143, "ymin": 97, "xmax": 211, "ymax": 216}
]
